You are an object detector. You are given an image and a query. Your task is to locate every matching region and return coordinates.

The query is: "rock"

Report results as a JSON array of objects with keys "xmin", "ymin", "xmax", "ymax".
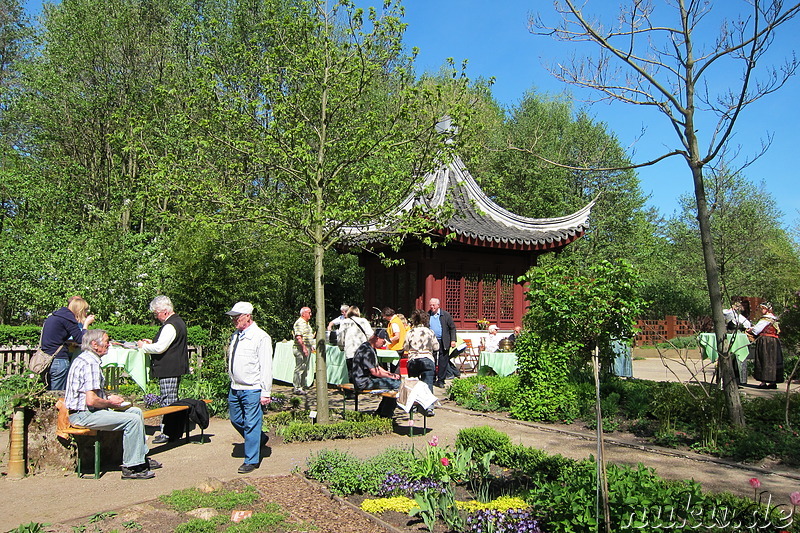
[
  {"xmin": 186, "ymin": 508, "xmax": 218, "ymax": 520},
  {"xmin": 196, "ymin": 477, "xmax": 224, "ymax": 493},
  {"xmin": 118, "ymin": 503, "xmax": 158, "ymax": 521}
]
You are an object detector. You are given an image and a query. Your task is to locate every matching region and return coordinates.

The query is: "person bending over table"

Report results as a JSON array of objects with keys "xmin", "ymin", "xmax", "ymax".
[
  {"xmin": 351, "ymin": 329, "xmax": 400, "ymax": 419},
  {"xmin": 42, "ymin": 296, "xmax": 95, "ymax": 391},
  {"xmin": 337, "ymin": 306, "xmax": 373, "ymax": 381},
  {"xmin": 65, "ymin": 329, "xmax": 160, "ymax": 480},
  {"xmin": 138, "ymin": 295, "xmax": 189, "ymax": 444}
]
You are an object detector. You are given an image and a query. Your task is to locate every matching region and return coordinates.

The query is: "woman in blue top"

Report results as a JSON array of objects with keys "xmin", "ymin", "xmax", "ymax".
[{"xmin": 41, "ymin": 296, "xmax": 95, "ymax": 390}]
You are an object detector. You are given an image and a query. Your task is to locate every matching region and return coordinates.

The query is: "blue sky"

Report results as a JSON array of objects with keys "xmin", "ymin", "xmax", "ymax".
[
  {"xmin": 23, "ymin": 0, "xmax": 799, "ymax": 227},
  {"xmin": 400, "ymin": 0, "xmax": 800, "ymax": 227}
]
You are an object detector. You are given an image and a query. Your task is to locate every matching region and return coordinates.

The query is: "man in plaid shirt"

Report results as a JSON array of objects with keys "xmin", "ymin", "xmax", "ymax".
[{"xmin": 65, "ymin": 329, "xmax": 160, "ymax": 479}]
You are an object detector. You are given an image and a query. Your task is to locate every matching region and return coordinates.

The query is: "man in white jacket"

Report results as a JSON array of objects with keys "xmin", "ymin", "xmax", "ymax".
[{"xmin": 225, "ymin": 301, "xmax": 272, "ymax": 474}]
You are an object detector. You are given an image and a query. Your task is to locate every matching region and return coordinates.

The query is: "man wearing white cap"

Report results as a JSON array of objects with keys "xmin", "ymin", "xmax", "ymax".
[{"xmin": 225, "ymin": 302, "xmax": 272, "ymax": 474}]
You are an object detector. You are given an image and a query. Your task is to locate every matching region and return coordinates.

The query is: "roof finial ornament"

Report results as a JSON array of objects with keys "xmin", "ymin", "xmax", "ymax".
[{"xmin": 435, "ymin": 115, "xmax": 458, "ymax": 144}]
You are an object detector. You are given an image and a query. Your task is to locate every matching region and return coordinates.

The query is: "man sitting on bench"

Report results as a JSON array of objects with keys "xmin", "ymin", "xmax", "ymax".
[
  {"xmin": 65, "ymin": 329, "xmax": 161, "ymax": 480},
  {"xmin": 351, "ymin": 329, "xmax": 401, "ymax": 419}
]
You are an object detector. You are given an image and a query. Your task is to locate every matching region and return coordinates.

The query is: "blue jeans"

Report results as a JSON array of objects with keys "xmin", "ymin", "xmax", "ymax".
[
  {"xmin": 228, "ymin": 389, "xmax": 263, "ymax": 465},
  {"xmin": 49, "ymin": 358, "xmax": 71, "ymax": 391},
  {"xmin": 407, "ymin": 357, "xmax": 435, "ymax": 393},
  {"xmin": 69, "ymin": 407, "xmax": 149, "ymax": 468}
]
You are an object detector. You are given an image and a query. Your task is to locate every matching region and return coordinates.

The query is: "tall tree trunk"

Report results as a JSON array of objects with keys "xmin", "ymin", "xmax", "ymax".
[
  {"xmin": 691, "ymin": 163, "xmax": 745, "ymax": 426},
  {"xmin": 313, "ymin": 241, "xmax": 330, "ymax": 424}
]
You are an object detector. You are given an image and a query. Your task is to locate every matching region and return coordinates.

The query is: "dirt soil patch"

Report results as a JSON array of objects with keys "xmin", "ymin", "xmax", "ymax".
[{"xmin": 43, "ymin": 475, "xmax": 401, "ymax": 533}]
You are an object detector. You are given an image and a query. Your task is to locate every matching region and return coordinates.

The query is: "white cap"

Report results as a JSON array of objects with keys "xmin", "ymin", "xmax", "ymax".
[
  {"xmin": 225, "ymin": 302, "xmax": 254, "ymax": 316},
  {"xmin": 488, "ymin": 324, "xmax": 498, "ymax": 332}
]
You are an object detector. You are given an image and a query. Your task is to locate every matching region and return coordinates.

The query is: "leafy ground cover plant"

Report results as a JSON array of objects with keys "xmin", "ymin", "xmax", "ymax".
[
  {"xmin": 0, "ymin": 373, "xmax": 52, "ymax": 429},
  {"xmin": 306, "ymin": 447, "xmax": 417, "ymax": 496},
  {"xmin": 265, "ymin": 409, "xmax": 392, "ymax": 442},
  {"xmin": 448, "ymin": 375, "xmax": 518, "ymax": 411},
  {"xmin": 160, "ymin": 485, "xmax": 260, "ymax": 512}
]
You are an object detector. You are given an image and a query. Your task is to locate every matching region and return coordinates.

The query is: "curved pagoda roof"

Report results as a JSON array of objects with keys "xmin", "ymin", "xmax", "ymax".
[{"xmin": 342, "ymin": 155, "xmax": 596, "ymax": 252}]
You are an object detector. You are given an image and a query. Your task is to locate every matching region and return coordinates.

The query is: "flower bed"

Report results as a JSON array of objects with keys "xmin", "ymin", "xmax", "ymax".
[{"xmin": 305, "ymin": 426, "xmax": 800, "ymax": 533}]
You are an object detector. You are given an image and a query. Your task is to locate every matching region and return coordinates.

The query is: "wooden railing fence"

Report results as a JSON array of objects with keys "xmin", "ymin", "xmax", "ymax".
[{"xmin": 1, "ymin": 346, "xmax": 204, "ymax": 377}]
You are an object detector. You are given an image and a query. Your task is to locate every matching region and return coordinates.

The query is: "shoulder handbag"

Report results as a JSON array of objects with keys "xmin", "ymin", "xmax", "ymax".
[{"xmin": 28, "ymin": 320, "xmax": 64, "ymax": 375}]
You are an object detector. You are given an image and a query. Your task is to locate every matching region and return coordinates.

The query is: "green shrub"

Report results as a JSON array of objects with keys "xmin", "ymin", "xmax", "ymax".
[
  {"xmin": 653, "ymin": 336, "xmax": 698, "ymax": 349},
  {"xmin": 263, "ymin": 409, "xmax": 312, "ymax": 429},
  {"xmin": 448, "ymin": 375, "xmax": 518, "ymax": 411},
  {"xmin": 455, "ymin": 426, "xmax": 512, "ymax": 457},
  {"xmin": 0, "ymin": 374, "xmax": 52, "ymax": 429},
  {"xmin": 277, "ymin": 413, "xmax": 392, "ymax": 442},
  {"xmin": 511, "ymin": 334, "xmax": 580, "ymax": 422},
  {"xmin": 0, "ymin": 326, "xmax": 42, "ymax": 346},
  {"xmin": 526, "ymin": 458, "xmax": 788, "ymax": 532},
  {"xmin": 306, "ymin": 447, "xmax": 415, "ymax": 495}
]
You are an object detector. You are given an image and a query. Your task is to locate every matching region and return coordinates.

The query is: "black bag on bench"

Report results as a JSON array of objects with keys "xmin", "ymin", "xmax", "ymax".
[{"xmin": 162, "ymin": 399, "xmax": 210, "ymax": 441}]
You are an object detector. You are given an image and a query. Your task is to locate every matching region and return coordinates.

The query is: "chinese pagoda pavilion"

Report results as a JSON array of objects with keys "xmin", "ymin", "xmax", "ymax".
[{"xmin": 343, "ymin": 155, "xmax": 595, "ymax": 330}]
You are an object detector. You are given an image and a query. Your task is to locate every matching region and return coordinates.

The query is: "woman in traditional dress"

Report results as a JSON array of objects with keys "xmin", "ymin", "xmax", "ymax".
[{"xmin": 749, "ymin": 302, "xmax": 783, "ymax": 389}]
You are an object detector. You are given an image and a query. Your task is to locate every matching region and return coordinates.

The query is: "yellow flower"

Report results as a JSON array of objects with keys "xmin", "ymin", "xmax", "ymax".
[
  {"xmin": 360, "ymin": 496, "xmax": 418, "ymax": 514},
  {"xmin": 457, "ymin": 496, "xmax": 529, "ymax": 513}
]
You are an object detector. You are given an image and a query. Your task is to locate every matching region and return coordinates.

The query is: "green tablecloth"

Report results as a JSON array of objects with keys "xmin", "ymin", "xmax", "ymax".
[
  {"xmin": 272, "ymin": 341, "xmax": 350, "ymax": 386},
  {"xmin": 103, "ymin": 346, "xmax": 150, "ymax": 391},
  {"xmin": 698, "ymin": 333, "xmax": 751, "ymax": 362},
  {"xmin": 478, "ymin": 351, "xmax": 518, "ymax": 377}
]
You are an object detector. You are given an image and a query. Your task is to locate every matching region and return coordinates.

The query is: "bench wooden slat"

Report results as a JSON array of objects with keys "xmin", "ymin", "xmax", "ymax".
[{"xmin": 143, "ymin": 399, "xmax": 212, "ymax": 419}]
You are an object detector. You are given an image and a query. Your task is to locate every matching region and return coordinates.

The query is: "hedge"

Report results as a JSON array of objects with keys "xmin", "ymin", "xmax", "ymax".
[{"xmin": 0, "ymin": 324, "xmax": 211, "ymax": 347}]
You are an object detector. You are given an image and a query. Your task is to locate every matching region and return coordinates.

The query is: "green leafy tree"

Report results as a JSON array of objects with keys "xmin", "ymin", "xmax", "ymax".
[
  {"xmin": 474, "ymin": 91, "xmax": 658, "ymax": 268},
  {"xmin": 532, "ymin": 0, "xmax": 800, "ymax": 425},
  {"xmin": 667, "ymin": 169, "xmax": 800, "ymax": 307},
  {"xmin": 168, "ymin": 0, "xmax": 468, "ymax": 421},
  {"xmin": 514, "ymin": 259, "xmax": 646, "ymax": 420},
  {"xmin": 517, "ymin": 259, "xmax": 646, "ymax": 532}
]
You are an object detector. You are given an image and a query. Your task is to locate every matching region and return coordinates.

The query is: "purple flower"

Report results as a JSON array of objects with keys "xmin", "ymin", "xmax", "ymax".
[{"xmin": 791, "ymin": 492, "xmax": 800, "ymax": 506}]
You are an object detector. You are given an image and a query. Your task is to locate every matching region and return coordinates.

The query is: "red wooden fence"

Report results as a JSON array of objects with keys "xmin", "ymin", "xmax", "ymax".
[{"xmin": 634, "ymin": 316, "xmax": 699, "ymax": 347}]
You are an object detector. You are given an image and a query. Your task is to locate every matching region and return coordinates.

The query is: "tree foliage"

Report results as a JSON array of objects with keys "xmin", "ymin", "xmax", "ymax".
[
  {"xmin": 532, "ymin": 0, "xmax": 800, "ymax": 425},
  {"xmin": 512, "ymin": 260, "xmax": 647, "ymax": 422}
]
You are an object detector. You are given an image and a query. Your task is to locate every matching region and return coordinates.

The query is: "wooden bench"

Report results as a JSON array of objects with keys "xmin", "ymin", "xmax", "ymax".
[
  {"xmin": 55, "ymin": 398, "xmax": 212, "ymax": 478},
  {"xmin": 332, "ymin": 383, "xmax": 429, "ymax": 435},
  {"xmin": 143, "ymin": 399, "xmax": 213, "ymax": 444},
  {"xmin": 55, "ymin": 398, "xmax": 101, "ymax": 478}
]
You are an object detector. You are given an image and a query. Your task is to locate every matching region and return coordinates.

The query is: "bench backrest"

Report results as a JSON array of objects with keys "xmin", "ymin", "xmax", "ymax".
[{"xmin": 55, "ymin": 398, "xmax": 72, "ymax": 439}]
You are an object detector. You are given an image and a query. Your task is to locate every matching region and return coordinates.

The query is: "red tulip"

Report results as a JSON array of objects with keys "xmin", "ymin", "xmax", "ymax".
[
  {"xmin": 441, "ymin": 457, "xmax": 450, "ymax": 466},
  {"xmin": 749, "ymin": 478, "xmax": 761, "ymax": 489}
]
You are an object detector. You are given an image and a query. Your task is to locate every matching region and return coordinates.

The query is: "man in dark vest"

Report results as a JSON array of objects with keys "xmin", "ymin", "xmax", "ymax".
[{"xmin": 138, "ymin": 295, "xmax": 189, "ymax": 444}]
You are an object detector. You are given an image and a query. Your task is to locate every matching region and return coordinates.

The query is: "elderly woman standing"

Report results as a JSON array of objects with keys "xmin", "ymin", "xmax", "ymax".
[
  {"xmin": 337, "ymin": 306, "xmax": 374, "ymax": 381},
  {"xmin": 749, "ymin": 302, "xmax": 783, "ymax": 389},
  {"xmin": 41, "ymin": 296, "xmax": 95, "ymax": 391},
  {"xmin": 403, "ymin": 309, "xmax": 439, "ymax": 414}
]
